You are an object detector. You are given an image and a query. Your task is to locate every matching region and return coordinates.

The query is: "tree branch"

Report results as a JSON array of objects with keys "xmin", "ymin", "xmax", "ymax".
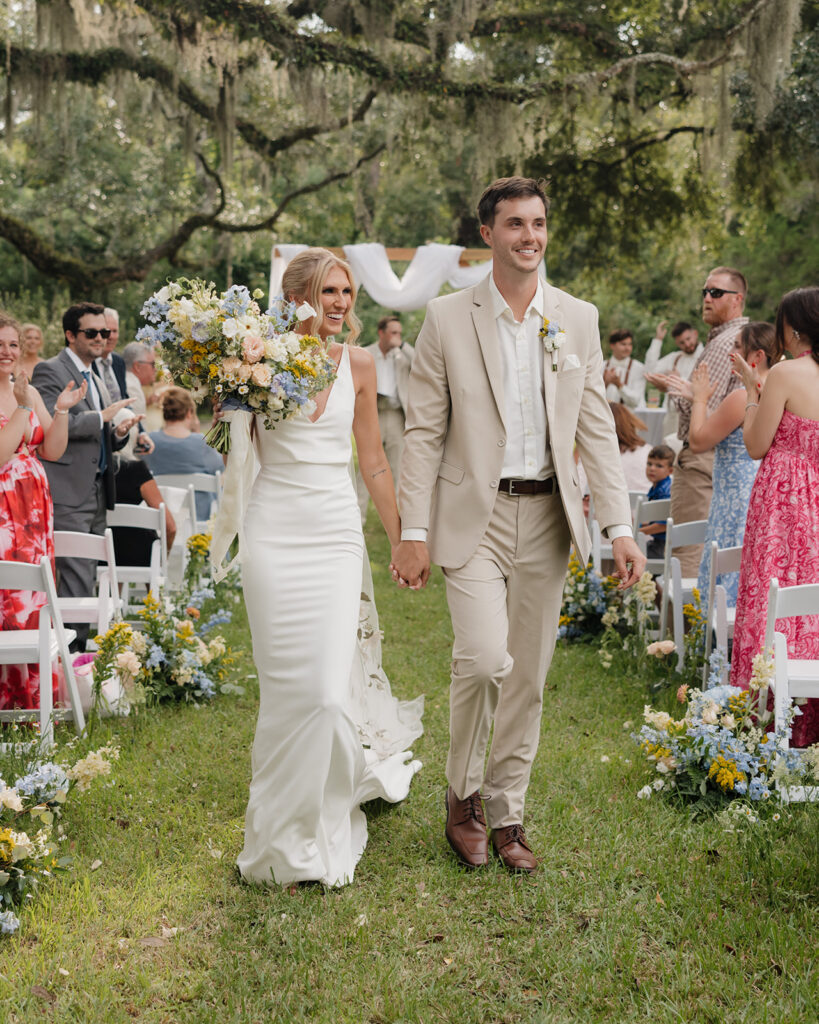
[
  {"xmin": 212, "ymin": 143, "xmax": 386, "ymax": 233},
  {"xmin": 144, "ymin": 0, "xmax": 782, "ymax": 102},
  {"xmin": 0, "ymin": 41, "xmax": 378, "ymax": 165}
]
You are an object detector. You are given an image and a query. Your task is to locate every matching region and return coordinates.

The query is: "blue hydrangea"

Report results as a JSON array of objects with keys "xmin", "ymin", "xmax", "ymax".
[
  {"xmin": 15, "ymin": 762, "xmax": 70, "ymax": 802},
  {"xmin": 191, "ymin": 320, "xmax": 211, "ymax": 342},
  {"xmin": 266, "ymin": 296, "xmax": 298, "ymax": 332},
  {"xmin": 146, "ymin": 643, "xmax": 166, "ymax": 669},
  {"xmin": 193, "ymin": 671, "xmax": 216, "ymax": 698},
  {"xmin": 188, "ymin": 587, "xmax": 215, "ymax": 608}
]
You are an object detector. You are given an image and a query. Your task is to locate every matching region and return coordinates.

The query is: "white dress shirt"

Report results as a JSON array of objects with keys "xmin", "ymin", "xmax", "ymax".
[
  {"xmin": 65, "ymin": 347, "xmax": 104, "ymax": 426},
  {"xmin": 372, "ymin": 345, "xmax": 399, "ymax": 402},
  {"xmin": 488, "ymin": 274, "xmax": 554, "ymax": 481},
  {"xmin": 604, "ymin": 354, "xmax": 645, "ymax": 408},
  {"xmin": 643, "ymin": 338, "xmax": 704, "ymax": 436}
]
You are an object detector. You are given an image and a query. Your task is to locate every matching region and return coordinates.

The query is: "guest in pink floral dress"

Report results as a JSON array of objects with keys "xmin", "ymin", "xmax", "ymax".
[
  {"xmin": 0, "ymin": 312, "xmax": 87, "ymax": 710},
  {"xmin": 730, "ymin": 287, "xmax": 819, "ymax": 746}
]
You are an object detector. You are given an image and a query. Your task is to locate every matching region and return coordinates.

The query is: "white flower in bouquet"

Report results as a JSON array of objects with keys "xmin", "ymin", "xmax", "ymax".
[{"xmin": 0, "ymin": 787, "xmax": 23, "ymax": 812}]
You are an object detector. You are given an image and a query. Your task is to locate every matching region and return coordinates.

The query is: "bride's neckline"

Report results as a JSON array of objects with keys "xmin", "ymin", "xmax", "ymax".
[{"xmin": 308, "ymin": 343, "xmax": 347, "ymax": 424}]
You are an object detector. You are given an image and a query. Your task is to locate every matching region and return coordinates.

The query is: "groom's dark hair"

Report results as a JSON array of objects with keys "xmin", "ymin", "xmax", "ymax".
[{"xmin": 478, "ymin": 177, "xmax": 550, "ymax": 226}]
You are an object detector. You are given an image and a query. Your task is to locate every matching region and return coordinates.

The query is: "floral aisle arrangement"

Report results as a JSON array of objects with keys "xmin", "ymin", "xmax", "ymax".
[
  {"xmin": 137, "ymin": 280, "xmax": 335, "ymax": 453},
  {"xmin": 633, "ymin": 653, "xmax": 818, "ymax": 812},
  {"xmin": 558, "ymin": 553, "xmax": 621, "ymax": 640},
  {"xmin": 0, "ymin": 742, "xmax": 118, "ymax": 936}
]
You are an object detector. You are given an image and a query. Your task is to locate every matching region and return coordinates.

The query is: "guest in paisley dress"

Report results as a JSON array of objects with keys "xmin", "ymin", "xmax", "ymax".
[
  {"xmin": 730, "ymin": 288, "xmax": 819, "ymax": 746},
  {"xmin": 0, "ymin": 312, "xmax": 87, "ymax": 710},
  {"xmin": 668, "ymin": 322, "xmax": 775, "ymax": 604}
]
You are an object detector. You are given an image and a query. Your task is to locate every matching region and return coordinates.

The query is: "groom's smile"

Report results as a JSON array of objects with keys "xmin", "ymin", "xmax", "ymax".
[{"xmin": 479, "ymin": 195, "xmax": 548, "ymax": 277}]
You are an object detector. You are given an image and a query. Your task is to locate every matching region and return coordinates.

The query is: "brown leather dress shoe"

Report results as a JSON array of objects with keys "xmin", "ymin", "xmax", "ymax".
[
  {"xmin": 491, "ymin": 824, "xmax": 538, "ymax": 874},
  {"xmin": 445, "ymin": 787, "xmax": 489, "ymax": 867}
]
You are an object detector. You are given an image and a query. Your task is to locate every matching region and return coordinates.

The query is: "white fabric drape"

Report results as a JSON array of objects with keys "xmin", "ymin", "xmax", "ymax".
[{"xmin": 269, "ymin": 242, "xmax": 505, "ymax": 310}]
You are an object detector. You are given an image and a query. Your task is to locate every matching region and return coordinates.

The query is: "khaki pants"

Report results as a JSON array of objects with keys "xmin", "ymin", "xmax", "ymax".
[
  {"xmin": 443, "ymin": 490, "xmax": 571, "ymax": 827},
  {"xmin": 356, "ymin": 406, "xmax": 405, "ymax": 521},
  {"xmin": 670, "ymin": 445, "xmax": 714, "ymax": 576}
]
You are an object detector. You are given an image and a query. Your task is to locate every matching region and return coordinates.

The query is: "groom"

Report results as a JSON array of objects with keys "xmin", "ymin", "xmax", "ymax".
[{"xmin": 393, "ymin": 177, "xmax": 644, "ymax": 873}]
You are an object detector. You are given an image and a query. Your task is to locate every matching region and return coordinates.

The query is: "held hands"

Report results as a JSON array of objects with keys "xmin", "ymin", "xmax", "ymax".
[
  {"xmin": 54, "ymin": 379, "xmax": 88, "ymax": 413},
  {"xmin": 390, "ymin": 540, "xmax": 430, "ymax": 590},
  {"xmin": 730, "ymin": 350, "xmax": 763, "ymax": 396},
  {"xmin": 611, "ymin": 536, "xmax": 646, "ymax": 591}
]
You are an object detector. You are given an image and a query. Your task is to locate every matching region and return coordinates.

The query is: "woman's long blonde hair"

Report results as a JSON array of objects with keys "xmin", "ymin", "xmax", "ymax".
[{"xmin": 281, "ymin": 248, "xmax": 361, "ymax": 344}]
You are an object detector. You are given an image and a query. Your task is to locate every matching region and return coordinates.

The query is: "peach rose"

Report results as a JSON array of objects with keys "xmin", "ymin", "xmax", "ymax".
[
  {"xmin": 242, "ymin": 335, "xmax": 265, "ymax": 364},
  {"xmin": 222, "ymin": 356, "xmax": 242, "ymax": 375},
  {"xmin": 251, "ymin": 363, "xmax": 272, "ymax": 387},
  {"xmin": 237, "ymin": 363, "xmax": 253, "ymax": 382}
]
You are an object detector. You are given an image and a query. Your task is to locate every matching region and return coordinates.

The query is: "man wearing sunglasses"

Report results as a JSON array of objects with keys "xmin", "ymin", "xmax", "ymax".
[
  {"xmin": 646, "ymin": 267, "xmax": 749, "ymax": 575},
  {"xmin": 32, "ymin": 302, "xmax": 141, "ymax": 646}
]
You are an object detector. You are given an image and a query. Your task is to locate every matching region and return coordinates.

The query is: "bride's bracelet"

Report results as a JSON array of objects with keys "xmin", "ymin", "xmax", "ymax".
[
  {"xmin": 54, "ymin": 408, "xmax": 69, "ymax": 416},
  {"xmin": 745, "ymin": 402, "xmax": 759, "ymax": 412}
]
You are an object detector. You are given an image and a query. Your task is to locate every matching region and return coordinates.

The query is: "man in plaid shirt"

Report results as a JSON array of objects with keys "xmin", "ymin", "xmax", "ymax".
[{"xmin": 646, "ymin": 266, "xmax": 749, "ymax": 575}]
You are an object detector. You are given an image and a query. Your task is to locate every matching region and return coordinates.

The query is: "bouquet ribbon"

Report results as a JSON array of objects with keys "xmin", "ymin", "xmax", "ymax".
[{"xmin": 210, "ymin": 409, "xmax": 259, "ymax": 582}]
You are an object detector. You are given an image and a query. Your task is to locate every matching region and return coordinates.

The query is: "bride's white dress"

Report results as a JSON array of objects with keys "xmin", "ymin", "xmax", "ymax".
[{"xmin": 237, "ymin": 345, "xmax": 423, "ymax": 887}]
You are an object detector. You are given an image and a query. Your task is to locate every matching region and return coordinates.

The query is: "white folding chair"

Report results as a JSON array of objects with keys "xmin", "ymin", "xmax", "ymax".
[
  {"xmin": 762, "ymin": 579, "xmax": 819, "ymax": 753},
  {"xmin": 702, "ymin": 542, "xmax": 743, "ymax": 686},
  {"xmin": 106, "ymin": 502, "xmax": 167, "ymax": 609},
  {"xmin": 53, "ymin": 528, "xmax": 122, "ymax": 641},
  {"xmin": 157, "ymin": 483, "xmax": 196, "ymax": 590},
  {"xmin": 657, "ymin": 518, "xmax": 708, "ymax": 671},
  {"xmin": 152, "ymin": 471, "xmax": 222, "ymax": 532},
  {"xmin": 633, "ymin": 496, "xmax": 671, "ymax": 576},
  {"xmin": 0, "ymin": 557, "xmax": 85, "ymax": 747}
]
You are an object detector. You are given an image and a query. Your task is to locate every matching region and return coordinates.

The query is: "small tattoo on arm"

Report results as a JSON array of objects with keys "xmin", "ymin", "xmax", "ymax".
[{"xmin": 371, "ymin": 468, "xmax": 387, "ymax": 479}]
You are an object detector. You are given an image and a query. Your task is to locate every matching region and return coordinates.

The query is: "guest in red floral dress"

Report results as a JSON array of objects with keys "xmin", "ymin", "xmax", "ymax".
[
  {"xmin": 0, "ymin": 312, "xmax": 87, "ymax": 710},
  {"xmin": 730, "ymin": 287, "xmax": 819, "ymax": 747}
]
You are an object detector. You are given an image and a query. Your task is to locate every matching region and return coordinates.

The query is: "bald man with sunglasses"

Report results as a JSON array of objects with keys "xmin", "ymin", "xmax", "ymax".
[{"xmin": 646, "ymin": 266, "xmax": 749, "ymax": 575}]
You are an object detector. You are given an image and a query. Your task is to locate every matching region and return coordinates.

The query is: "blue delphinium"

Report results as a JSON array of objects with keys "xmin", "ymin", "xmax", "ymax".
[
  {"xmin": 221, "ymin": 285, "xmax": 252, "ymax": 317},
  {"xmin": 15, "ymin": 762, "xmax": 70, "ymax": 802}
]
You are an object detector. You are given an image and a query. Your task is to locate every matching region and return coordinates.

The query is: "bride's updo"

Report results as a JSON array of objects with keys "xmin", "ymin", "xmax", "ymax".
[{"xmin": 281, "ymin": 247, "xmax": 362, "ymax": 344}]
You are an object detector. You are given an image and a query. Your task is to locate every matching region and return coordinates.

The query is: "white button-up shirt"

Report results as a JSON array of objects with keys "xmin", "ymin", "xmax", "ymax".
[
  {"xmin": 66, "ymin": 347, "xmax": 104, "ymax": 426},
  {"xmin": 488, "ymin": 275, "xmax": 554, "ymax": 480},
  {"xmin": 372, "ymin": 344, "xmax": 399, "ymax": 401},
  {"xmin": 604, "ymin": 354, "xmax": 645, "ymax": 408}
]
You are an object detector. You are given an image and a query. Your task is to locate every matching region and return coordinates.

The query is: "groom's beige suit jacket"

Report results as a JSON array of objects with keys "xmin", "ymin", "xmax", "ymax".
[{"xmin": 399, "ymin": 276, "xmax": 632, "ymax": 569}]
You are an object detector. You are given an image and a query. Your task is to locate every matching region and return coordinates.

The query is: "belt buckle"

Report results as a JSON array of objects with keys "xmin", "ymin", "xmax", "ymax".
[{"xmin": 508, "ymin": 479, "xmax": 522, "ymax": 496}]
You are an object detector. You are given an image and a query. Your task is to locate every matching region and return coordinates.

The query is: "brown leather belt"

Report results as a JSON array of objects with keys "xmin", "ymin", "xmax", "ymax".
[{"xmin": 498, "ymin": 477, "xmax": 558, "ymax": 496}]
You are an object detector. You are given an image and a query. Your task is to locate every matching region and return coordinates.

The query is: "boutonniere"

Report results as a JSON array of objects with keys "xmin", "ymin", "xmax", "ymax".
[{"xmin": 539, "ymin": 317, "xmax": 567, "ymax": 370}]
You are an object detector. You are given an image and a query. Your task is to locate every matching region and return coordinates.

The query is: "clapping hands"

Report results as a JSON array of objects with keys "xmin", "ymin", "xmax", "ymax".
[{"xmin": 730, "ymin": 349, "xmax": 763, "ymax": 396}]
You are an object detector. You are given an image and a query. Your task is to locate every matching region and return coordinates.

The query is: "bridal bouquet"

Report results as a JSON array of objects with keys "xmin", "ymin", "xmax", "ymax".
[{"xmin": 137, "ymin": 279, "xmax": 335, "ymax": 453}]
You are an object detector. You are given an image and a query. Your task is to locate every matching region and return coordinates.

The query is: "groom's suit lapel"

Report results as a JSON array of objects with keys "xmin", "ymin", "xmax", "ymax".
[
  {"xmin": 470, "ymin": 277, "xmax": 506, "ymax": 430},
  {"xmin": 541, "ymin": 283, "xmax": 563, "ymax": 427},
  {"xmin": 57, "ymin": 348, "xmax": 95, "ymax": 413}
]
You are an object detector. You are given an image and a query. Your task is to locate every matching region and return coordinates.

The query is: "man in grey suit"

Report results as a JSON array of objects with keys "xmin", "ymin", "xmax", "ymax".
[
  {"xmin": 32, "ymin": 302, "xmax": 137, "ymax": 645},
  {"xmin": 356, "ymin": 315, "xmax": 414, "ymax": 520}
]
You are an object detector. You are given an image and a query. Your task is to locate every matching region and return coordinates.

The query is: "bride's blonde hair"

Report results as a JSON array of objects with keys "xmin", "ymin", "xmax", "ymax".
[{"xmin": 281, "ymin": 248, "xmax": 361, "ymax": 345}]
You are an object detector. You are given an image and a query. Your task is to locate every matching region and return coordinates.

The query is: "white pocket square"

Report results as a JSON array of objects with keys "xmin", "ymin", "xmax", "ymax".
[{"xmin": 562, "ymin": 353, "xmax": 581, "ymax": 370}]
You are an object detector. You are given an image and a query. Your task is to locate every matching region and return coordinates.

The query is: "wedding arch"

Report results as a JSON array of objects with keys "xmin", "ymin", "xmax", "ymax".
[{"xmin": 270, "ymin": 243, "xmax": 501, "ymax": 311}]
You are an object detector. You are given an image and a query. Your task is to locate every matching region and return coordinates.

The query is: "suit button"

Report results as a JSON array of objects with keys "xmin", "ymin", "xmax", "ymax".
[
  {"xmin": 497, "ymin": 439, "xmax": 505, "ymax": 447},
  {"xmin": 489, "ymin": 479, "xmax": 498, "ymax": 488}
]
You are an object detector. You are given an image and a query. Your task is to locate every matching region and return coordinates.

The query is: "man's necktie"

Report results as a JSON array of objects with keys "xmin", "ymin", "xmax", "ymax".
[
  {"xmin": 100, "ymin": 358, "xmax": 121, "ymax": 401},
  {"xmin": 82, "ymin": 370, "xmax": 107, "ymax": 475}
]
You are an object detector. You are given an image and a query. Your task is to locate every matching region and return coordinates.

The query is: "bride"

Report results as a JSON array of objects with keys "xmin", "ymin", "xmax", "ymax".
[{"xmin": 237, "ymin": 248, "xmax": 423, "ymax": 887}]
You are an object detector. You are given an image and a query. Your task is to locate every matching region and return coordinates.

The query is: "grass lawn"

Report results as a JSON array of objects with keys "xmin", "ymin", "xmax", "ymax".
[{"xmin": 1, "ymin": 516, "xmax": 817, "ymax": 1023}]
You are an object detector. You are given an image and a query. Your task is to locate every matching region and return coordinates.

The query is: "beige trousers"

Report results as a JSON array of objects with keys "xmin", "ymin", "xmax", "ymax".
[
  {"xmin": 670, "ymin": 445, "xmax": 714, "ymax": 575},
  {"xmin": 443, "ymin": 490, "xmax": 572, "ymax": 827},
  {"xmin": 356, "ymin": 407, "xmax": 405, "ymax": 521}
]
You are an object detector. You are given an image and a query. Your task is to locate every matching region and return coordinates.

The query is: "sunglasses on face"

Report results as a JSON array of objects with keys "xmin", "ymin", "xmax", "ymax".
[
  {"xmin": 701, "ymin": 288, "xmax": 740, "ymax": 299},
  {"xmin": 78, "ymin": 328, "xmax": 112, "ymax": 340}
]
